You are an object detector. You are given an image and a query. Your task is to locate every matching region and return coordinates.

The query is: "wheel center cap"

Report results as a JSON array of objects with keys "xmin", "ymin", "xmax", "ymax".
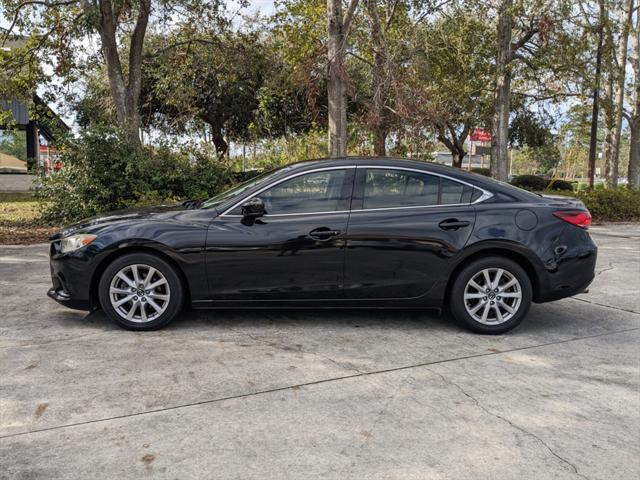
[{"xmin": 488, "ymin": 292, "xmax": 496, "ymax": 300}]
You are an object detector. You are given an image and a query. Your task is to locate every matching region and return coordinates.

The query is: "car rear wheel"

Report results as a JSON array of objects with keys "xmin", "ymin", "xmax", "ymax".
[
  {"xmin": 98, "ymin": 253, "xmax": 184, "ymax": 330},
  {"xmin": 448, "ymin": 256, "xmax": 532, "ymax": 334}
]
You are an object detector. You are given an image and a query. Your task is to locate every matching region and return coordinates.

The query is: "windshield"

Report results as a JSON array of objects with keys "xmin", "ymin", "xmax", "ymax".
[{"xmin": 201, "ymin": 168, "xmax": 284, "ymax": 209}]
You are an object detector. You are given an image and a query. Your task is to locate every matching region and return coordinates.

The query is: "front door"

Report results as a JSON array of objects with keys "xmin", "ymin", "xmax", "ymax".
[
  {"xmin": 343, "ymin": 167, "xmax": 477, "ymax": 299},
  {"xmin": 206, "ymin": 168, "xmax": 354, "ymax": 300}
]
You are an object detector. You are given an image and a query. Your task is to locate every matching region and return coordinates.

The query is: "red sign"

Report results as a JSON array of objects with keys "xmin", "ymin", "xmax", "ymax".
[{"xmin": 470, "ymin": 128, "xmax": 491, "ymax": 142}]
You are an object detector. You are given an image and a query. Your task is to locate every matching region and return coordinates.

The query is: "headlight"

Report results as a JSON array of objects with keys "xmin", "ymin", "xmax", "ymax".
[{"xmin": 60, "ymin": 234, "xmax": 97, "ymax": 253}]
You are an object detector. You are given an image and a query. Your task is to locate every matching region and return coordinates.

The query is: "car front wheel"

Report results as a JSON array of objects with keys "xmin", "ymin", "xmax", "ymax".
[
  {"xmin": 449, "ymin": 256, "xmax": 532, "ymax": 334},
  {"xmin": 98, "ymin": 252, "xmax": 184, "ymax": 330}
]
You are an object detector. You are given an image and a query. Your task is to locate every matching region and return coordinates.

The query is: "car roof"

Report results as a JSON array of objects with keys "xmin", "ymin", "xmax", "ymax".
[{"xmin": 284, "ymin": 157, "xmax": 535, "ymax": 200}]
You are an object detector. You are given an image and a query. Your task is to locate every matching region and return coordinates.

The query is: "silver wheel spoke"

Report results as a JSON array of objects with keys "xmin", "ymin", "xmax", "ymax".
[
  {"xmin": 127, "ymin": 301, "xmax": 139, "ymax": 320},
  {"xmin": 480, "ymin": 303, "xmax": 490, "ymax": 322},
  {"xmin": 468, "ymin": 279, "xmax": 484, "ymax": 292},
  {"xmin": 469, "ymin": 302, "xmax": 485, "ymax": 314},
  {"xmin": 147, "ymin": 278, "xmax": 167, "ymax": 290},
  {"xmin": 144, "ymin": 267, "xmax": 157, "ymax": 287},
  {"xmin": 131, "ymin": 265, "xmax": 141, "ymax": 285},
  {"xmin": 148, "ymin": 292, "xmax": 169, "ymax": 301},
  {"xmin": 140, "ymin": 303, "xmax": 148, "ymax": 322},
  {"xmin": 116, "ymin": 272, "xmax": 135, "ymax": 288},
  {"xmin": 499, "ymin": 292, "xmax": 521, "ymax": 299},
  {"xmin": 110, "ymin": 287, "xmax": 131, "ymax": 295},
  {"xmin": 493, "ymin": 305, "xmax": 503, "ymax": 322},
  {"xmin": 492, "ymin": 269, "xmax": 504, "ymax": 288},
  {"xmin": 147, "ymin": 297, "xmax": 163, "ymax": 314},
  {"xmin": 501, "ymin": 278, "xmax": 517, "ymax": 290},
  {"xmin": 499, "ymin": 301, "xmax": 515, "ymax": 314},
  {"xmin": 482, "ymin": 270, "xmax": 492, "ymax": 288},
  {"xmin": 464, "ymin": 293, "xmax": 485, "ymax": 300},
  {"xmin": 114, "ymin": 295, "xmax": 135, "ymax": 307}
]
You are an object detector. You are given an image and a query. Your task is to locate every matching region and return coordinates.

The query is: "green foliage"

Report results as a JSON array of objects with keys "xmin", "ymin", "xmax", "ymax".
[
  {"xmin": 574, "ymin": 187, "xmax": 640, "ymax": 222},
  {"xmin": 470, "ymin": 168, "xmax": 492, "ymax": 177},
  {"xmin": 35, "ymin": 126, "xmax": 233, "ymax": 224},
  {"xmin": 510, "ymin": 174, "xmax": 548, "ymax": 191},
  {"xmin": 511, "ymin": 143, "xmax": 562, "ymax": 175},
  {"xmin": 0, "ymin": 130, "xmax": 27, "ymax": 162},
  {"xmin": 547, "ymin": 179, "xmax": 574, "ymax": 191}
]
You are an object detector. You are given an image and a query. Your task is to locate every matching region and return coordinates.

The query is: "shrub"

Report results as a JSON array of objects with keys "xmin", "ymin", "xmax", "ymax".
[
  {"xmin": 35, "ymin": 126, "xmax": 235, "ymax": 225},
  {"xmin": 510, "ymin": 174, "xmax": 548, "ymax": 191},
  {"xmin": 547, "ymin": 179, "xmax": 574, "ymax": 192},
  {"xmin": 575, "ymin": 187, "xmax": 640, "ymax": 222},
  {"xmin": 470, "ymin": 167, "xmax": 491, "ymax": 177}
]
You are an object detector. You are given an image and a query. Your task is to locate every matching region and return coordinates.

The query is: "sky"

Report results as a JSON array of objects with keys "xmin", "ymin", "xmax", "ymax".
[{"xmin": 245, "ymin": 0, "xmax": 276, "ymax": 15}]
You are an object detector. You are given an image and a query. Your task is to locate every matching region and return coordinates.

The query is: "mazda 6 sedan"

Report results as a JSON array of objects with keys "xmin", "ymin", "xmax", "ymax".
[{"xmin": 48, "ymin": 157, "xmax": 597, "ymax": 334}]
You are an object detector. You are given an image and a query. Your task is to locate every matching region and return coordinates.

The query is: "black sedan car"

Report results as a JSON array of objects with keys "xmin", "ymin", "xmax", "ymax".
[{"xmin": 48, "ymin": 157, "xmax": 597, "ymax": 334}]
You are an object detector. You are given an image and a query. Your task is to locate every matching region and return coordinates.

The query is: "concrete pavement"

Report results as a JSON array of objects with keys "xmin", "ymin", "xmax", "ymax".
[{"xmin": 1, "ymin": 224, "xmax": 639, "ymax": 479}]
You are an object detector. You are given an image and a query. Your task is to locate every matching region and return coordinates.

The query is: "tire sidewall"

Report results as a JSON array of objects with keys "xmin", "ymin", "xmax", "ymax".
[
  {"xmin": 449, "ymin": 256, "xmax": 532, "ymax": 334},
  {"xmin": 98, "ymin": 253, "xmax": 184, "ymax": 330}
]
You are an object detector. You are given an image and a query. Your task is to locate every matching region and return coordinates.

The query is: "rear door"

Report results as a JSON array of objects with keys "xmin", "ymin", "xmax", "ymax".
[{"xmin": 343, "ymin": 167, "xmax": 477, "ymax": 299}]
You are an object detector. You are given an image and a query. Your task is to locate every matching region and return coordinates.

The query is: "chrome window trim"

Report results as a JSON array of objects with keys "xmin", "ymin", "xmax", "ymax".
[
  {"xmin": 219, "ymin": 164, "xmax": 493, "ymax": 217},
  {"xmin": 220, "ymin": 166, "xmax": 355, "ymax": 217}
]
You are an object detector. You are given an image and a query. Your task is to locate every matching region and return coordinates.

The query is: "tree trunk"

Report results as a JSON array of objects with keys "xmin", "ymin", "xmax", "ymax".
[
  {"xmin": 327, "ymin": 0, "xmax": 346, "ymax": 157},
  {"xmin": 601, "ymin": 0, "xmax": 617, "ymax": 187},
  {"xmin": 373, "ymin": 127, "xmax": 387, "ymax": 156},
  {"xmin": 96, "ymin": 0, "xmax": 150, "ymax": 147},
  {"xmin": 437, "ymin": 123, "xmax": 469, "ymax": 169},
  {"xmin": 366, "ymin": 0, "xmax": 387, "ymax": 157},
  {"xmin": 630, "ymin": 11, "xmax": 640, "ymax": 189},
  {"xmin": 327, "ymin": 0, "xmax": 358, "ymax": 157},
  {"xmin": 452, "ymin": 152, "xmax": 464, "ymax": 169},
  {"xmin": 602, "ymin": 75, "xmax": 615, "ymax": 186},
  {"xmin": 490, "ymin": 0, "xmax": 512, "ymax": 181},
  {"xmin": 609, "ymin": 0, "xmax": 634, "ymax": 187},
  {"xmin": 588, "ymin": 5, "xmax": 605, "ymax": 187}
]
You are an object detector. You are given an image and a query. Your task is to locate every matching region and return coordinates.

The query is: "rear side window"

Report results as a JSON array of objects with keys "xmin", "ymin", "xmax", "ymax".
[
  {"xmin": 362, "ymin": 169, "xmax": 473, "ymax": 209},
  {"xmin": 441, "ymin": 178, "xmax": 474, "ymax": 204}
]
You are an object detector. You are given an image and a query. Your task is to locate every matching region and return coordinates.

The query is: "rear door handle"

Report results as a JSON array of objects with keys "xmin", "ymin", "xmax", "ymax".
[
  {"xmin": 309, "ymin": 227, "xmax": 341, "ymax": 239},
  {"xmin": 438, "ymin": 219, "xmax": 471, "ymax": 231}
]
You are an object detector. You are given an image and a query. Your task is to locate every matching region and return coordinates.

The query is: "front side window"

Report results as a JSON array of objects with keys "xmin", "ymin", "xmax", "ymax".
[
  {"xmin": 232, "ymin": 169, "xmax": 349, "ymax": 215},
  {"xmin": 362, "ymin": 169, "xmax": 473, "ymax": 209}
]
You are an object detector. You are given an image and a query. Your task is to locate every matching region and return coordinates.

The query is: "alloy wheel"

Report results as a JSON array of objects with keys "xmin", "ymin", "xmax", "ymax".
[
  {"xmin": 109, "ymin": 264, "xmax": 171, "ymax": 323},
  {"xmin": 463, "ymin": 267, "xmax": 522, "ymax": 325}
]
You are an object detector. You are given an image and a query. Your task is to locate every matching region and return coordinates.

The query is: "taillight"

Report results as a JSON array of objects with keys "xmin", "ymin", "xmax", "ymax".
[{"xmin": 553, "ymin": 210, "xmax": 592, "ymax": 229}]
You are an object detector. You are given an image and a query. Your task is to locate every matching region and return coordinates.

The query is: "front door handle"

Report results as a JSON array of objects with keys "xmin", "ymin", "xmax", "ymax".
[
  {"xmin": 309, "ymin": 227, "xmax": 341, "ymax": 239},
  {"xmin": 438, "ymin": 219, "xmax": 471, "ymax": 231}
]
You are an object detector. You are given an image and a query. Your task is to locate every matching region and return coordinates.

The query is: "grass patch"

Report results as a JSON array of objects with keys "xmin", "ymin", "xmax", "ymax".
[{"xmin": 0, "ymin": 193, "xmax": 58, "ymax": 245}]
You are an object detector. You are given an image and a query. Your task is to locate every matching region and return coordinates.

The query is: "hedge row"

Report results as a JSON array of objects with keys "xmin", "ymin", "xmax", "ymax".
[
  {"xmin": 510, "ymin": 174, "xmax": 574, "ymax": 192},
  {"xmin": 36, "ymin": 126, "xmax": 237, "ymax": 225},
  {"xmin": 573, "ymin": 188, "xmax": 640, "ymax": 222}
]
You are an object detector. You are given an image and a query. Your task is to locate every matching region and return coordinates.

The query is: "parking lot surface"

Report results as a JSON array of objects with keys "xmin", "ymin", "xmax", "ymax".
[{"xmin": 1, "ymin": 224, "xmax": 639, "ymax": 479}]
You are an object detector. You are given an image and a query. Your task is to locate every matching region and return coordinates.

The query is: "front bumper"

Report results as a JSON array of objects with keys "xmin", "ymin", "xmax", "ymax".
[
  {"xmin": 47, "ymin": 241, "xmax": 97, "ymax": 311},
  {"xmin": 47, "ymin": 286, "xmax": 91, "ymax": 310}
]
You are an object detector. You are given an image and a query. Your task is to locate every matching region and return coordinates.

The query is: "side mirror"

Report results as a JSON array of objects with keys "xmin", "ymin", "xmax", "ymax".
[{"xmin": 241, "ymin": 197, "xmax": 266, "ymax": 218}]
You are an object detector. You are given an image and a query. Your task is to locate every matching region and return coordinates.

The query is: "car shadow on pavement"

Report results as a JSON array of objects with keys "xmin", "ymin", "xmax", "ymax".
[{"xmin": 72, "ymin": 306, "xmax": 461, "ymax": 333}]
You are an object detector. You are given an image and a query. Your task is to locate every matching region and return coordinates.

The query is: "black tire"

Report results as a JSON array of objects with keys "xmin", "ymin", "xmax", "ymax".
[
  {"xmin": 98, "ymin": 252, "xmax": 184, "ymax": 331},
  {"xmin": 448, "ymin": 256, "xmax": 532, "ymax": 334}
]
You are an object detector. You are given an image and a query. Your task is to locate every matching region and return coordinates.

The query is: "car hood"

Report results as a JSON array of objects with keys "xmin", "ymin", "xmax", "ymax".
[{"xmin": 50, "ymin": 203, "xmax": 216, "ymax": 240}]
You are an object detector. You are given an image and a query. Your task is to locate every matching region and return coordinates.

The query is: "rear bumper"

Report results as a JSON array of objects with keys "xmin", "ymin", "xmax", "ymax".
[{"xmin": 534, "ymin": 232, "xmax": 598, "ymax": 303}]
